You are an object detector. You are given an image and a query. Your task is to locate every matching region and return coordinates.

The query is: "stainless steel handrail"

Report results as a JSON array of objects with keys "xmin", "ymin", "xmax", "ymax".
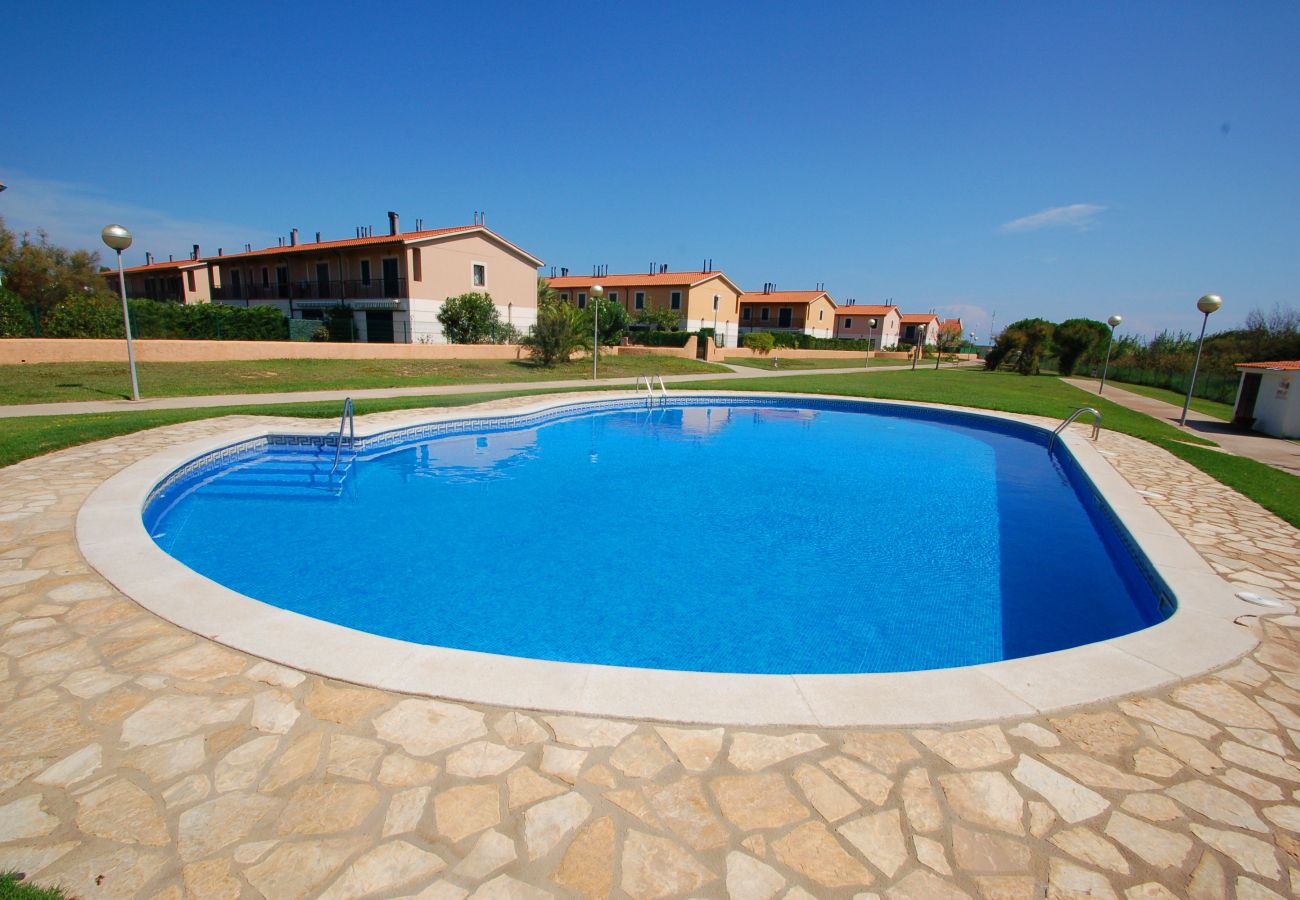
[
  {"xmin": 1048, "ymin": 406, "xmax": 1102, "ymax": 450},
  {"xmin": 330, "ymin": 398, "xmax": 355, "ymax": 477}
]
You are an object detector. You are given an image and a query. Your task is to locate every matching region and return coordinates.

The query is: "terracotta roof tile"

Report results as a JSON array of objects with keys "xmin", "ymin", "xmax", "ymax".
[
  {"xmin": 546, "ymin": 271, "xmax": 720, "ymax": 288},
  {"xmin": 1236, "ymin": 361, "xmax": 1300, "ymax": 371},
  {"xmin": 900, "ymin": 313, "xmax": 940, "ymax": 324},
  {"xmin": 739, "ymin": 291, "xmax": 832, "ymax": 305},
  {"xmin": 834, "ymin": 305, "xmax": 897, "ymax": 317},
  {"xmin": 108, "ymin": 258, "xmax": 208, "ymax": 276}
]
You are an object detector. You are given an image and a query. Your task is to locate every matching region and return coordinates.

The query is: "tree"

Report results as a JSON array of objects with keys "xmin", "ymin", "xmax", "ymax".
[
  {"xmin": 1015, "ymin": 319, "xmax": 1055, "ymax": 375},
  {"xmin": 537, "ymin": 277, "xmax": 558, "ymax": 306},
  {"xmin": 0, "ymin": 218, "xmax": 112, "ymax": 313},
  {"xmin": 581, "ymin": 296, "xmax": 628, "ymax": 346},
  {"xmin": 1052, "ymin": 318, "xmax": 1110, "ymax": 376},
  {"xmin": 437, "ymin": 292, "xmax": 502, "ymax": 344},
  {"xmin": 522, "ymin": 297, "xmax": 590, "ymax": 366},
  {"xmin": 631, "ymin": 307, "xmax": 680, "ymax": 331},
  {"xmin": 934, "ymin": 321, "xmax": 964, "ymax": 365}
]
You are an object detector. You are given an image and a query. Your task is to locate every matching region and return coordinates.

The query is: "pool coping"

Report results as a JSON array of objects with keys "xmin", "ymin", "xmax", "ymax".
[{"xmin": 76, "ymin": 390, "xmax": 1274, "ymax": 727}]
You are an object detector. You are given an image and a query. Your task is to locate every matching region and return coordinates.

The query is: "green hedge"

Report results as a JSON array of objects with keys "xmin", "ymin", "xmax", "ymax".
[
  {"xmin": 628, "ymin": 330, "xmax": 692, "ymax": 348},
  {"xmin": 751, "ymin": 331, "xmax": 877, "ymax": 351},
  {"xmin": 13, "ymin": 295, "xmax": 290, "ymax": 341}
]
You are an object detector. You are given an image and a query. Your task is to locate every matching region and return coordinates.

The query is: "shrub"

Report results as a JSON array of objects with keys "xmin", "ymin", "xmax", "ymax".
[
  {"xmin": 437, "ymin": 292, "xmax": 501, "ymax": 343},
  {"xmin": 523, "ymin": 298, "xmax": 589, "ymax": 365},
  {"xmin": 581, "ymin": 297, "xmax": 628, "ymax": 346},
  {"xmin": 631, "ymin": 307, "xmax": 680, "ymax": 332},
  {"xmin": 42, "ymin": 294, "xmax": 123, "ymax": 338},
  {"xmin": 743, "ymin": 332, "xmax": 775, "ymax": 354},
  {"xmin": 628, "ymin": 331, "xmax": 691, "ymax": 348},
  {"xmin": 1052, "ymin": 318, "xmax": 1110, "ymax": 376},
  {"xmin": 0, "ymin": 288, "xmax": 37, "ymax": 337}
]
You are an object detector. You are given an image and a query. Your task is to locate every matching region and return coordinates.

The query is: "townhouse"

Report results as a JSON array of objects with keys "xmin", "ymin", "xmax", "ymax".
[
  {"xmin": 739, "ymin": 288, "xmax": 837, "ymax": 339},
  {"xmin": 832, "ymin": 304, "xmax": 901, "ymax": 348}
]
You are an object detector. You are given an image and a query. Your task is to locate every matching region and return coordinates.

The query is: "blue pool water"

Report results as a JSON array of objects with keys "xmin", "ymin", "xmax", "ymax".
[{"xmin": 145, "ymin": 399, "xmax": 1168, "ymax": 674}]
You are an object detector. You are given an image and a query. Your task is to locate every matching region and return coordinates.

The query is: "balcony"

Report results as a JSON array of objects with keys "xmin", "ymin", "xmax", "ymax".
[
  {"xmin": 213, "ymin": 277, "xmax": 407, "ymax": 303},
  {"xmin": 740, "ymin": 318, "xmax": 808, "ymax": 332}
]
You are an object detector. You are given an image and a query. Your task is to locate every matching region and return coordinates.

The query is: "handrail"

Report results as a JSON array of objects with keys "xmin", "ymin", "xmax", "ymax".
[
  {"xmin": 330, "ymin": 398, "xmax": 355, "ymax": 477},
  {"xmin": 654, "ymin": 374, "xmax": 669, "ymax": 398},
  {"xmin": 1047, "ymin": 406, "xmax": 1101, "ymax": 450}
]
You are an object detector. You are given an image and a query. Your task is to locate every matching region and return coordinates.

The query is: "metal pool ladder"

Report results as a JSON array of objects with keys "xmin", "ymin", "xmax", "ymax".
[
  {"xmin": 636, "ymin": 374, "xmax": 669, "ymax": 406},
  {"xmin": 329, "ymin": 397, "xmax": 356, "ymax": 479},
  {"xmin": 1048, "ymin": 406, "xmax": 1102, "ymax": 451}
]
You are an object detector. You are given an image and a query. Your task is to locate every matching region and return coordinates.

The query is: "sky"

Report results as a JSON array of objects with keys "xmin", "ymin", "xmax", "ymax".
[{"xmin": 2, "ymin": 1, "xmax": 1297, "ymax": 340}]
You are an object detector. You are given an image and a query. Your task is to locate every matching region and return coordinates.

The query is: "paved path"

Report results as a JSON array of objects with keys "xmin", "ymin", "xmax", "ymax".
[
  {"xmin": 1064, "ymin": 377, "xmax": 1300, "ymax": 477},
  {"xmin": 2, "ymin": 397, "xmax": 1300, "ymax": 897},
  {"xmin": 0, "ymin": 361, "xmax": 962, "ymax": 420}
]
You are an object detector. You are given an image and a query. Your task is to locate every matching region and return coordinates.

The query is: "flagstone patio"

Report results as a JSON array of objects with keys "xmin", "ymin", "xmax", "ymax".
[{"xmin": 2, "ymin": 397, "xmax": 1300, "ymax": 899}]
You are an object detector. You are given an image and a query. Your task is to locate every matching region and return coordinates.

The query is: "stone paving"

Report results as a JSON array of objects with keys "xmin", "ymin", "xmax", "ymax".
[{"xmin": 3, "ymin": 398, "xmax": 1300, "ymax": 899}]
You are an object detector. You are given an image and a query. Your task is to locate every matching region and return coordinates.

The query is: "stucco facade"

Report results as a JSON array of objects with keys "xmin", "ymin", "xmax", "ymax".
[
  {"xmin": 833, "ymin": 305, "xmax": 901, "ymax": 347},
  {"xmin": 114, "ymin": 223, "xmax": 542, "ymax": 343},
  {"xmin": 105, "ymin": 258, "xmax": 212, "ymax": 305},
  {"xmin": 1235, "ymin": 362, "xmax": 1300, "ymax": 438},
  {"xmin": 547, "ymin": 270, "xmax": 743, "ymax": 348},
  {"xmin": 900, "ymin": 313, "xmax": 940, "ymax": 346},
  {"xmin": 739, "ymin": 291, "xmax": 837, "ymax": 339}
]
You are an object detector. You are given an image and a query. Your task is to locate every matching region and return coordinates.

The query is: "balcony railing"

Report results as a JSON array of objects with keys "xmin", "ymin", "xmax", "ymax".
[
  {"xmin": 213, "ymin": 277, "xmax": 407, "ymax": 302},
  {"xmin": 740, "ymin": 320, "xmax": 808, "ymax": 332}
]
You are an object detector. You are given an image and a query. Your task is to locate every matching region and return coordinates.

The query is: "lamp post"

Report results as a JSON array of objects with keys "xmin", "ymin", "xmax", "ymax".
[
  {"xmin": 1098, "ymin": 314, "xmax": 1123, "ymax": 395},
  {"xmin": 1179, "ymin": 294, "xmax": 1222, "ymax": 426},
  {"xmin": 590, "ymin": 284, "xmax": 604, "ymax": 380},
  {"xmin": 912, "ymin": 324, "xmax": 926, "ymax": 371},
  {"xmin": 866, "ymin": 318, "xmax": 878, "ymax": 367},
  {"xmin": 101, "ymin": 224, "xmax": 140, "ymax": 401}
]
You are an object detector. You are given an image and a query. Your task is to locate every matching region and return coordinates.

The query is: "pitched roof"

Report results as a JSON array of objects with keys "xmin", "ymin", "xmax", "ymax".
[
  {"xmin": 739, "ymin": 291, "xmax": 834, "ymax": 307},
  {"xmin": 210, "ymin": 225, "xmax": 542, "ymax": 266},
  {"xmin": 544, "ymin": 270, "xmax": 744, "ymax": 296},
  {"xmin": 108, "ymin": 258, "xmax": 208, "ymax": 276},
  {"xmin": 900, "ymin": 313, "xmax": 940, "ymax": 324},
  {"xmin": 834, "ymin": 305, "xmax": 897, "ymax": 317},
  {"xmin": 1236, "ymin": 361, "xmax": 1300, "ymax": 371}
]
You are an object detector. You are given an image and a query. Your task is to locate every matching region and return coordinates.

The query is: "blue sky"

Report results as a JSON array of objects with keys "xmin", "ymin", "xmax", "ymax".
[{"xmin": 2, "ymin": 1, "xmax": 1296, "ymax": 338}]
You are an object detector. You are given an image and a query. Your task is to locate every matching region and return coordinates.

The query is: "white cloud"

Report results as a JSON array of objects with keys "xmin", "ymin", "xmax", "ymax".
[
  {"xmin": 999, "ymin": 203, "xmax": 1106, "ymax": 233},
  {"xmin": 0, "ymin": 168, "xmax": 273, "ymax": 266},
  {"xmin": 932, "ymin": 303, "xmax": 991, "ymax": 340}
]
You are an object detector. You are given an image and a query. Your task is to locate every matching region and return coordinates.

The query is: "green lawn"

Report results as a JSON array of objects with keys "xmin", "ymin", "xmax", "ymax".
[
  {"xmin": 0, "ymin": 355, "xmax": 725, "ymax": 405},
  {"xmin": 1086, "ymin": 378, "xmax": 1235, "ymax": 421},
  {"xmin": 1, "ymin": 872, "xmax": 66, "ymax": 900},
  {"xmin": 724, "ymin": 356, "xmax": 916, "ymax": 371}
]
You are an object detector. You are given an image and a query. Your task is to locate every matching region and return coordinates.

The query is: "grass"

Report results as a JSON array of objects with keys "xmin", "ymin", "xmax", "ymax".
[
  {"xmin": 0, "ymin": 387, "xmax": 614, "ymax": 471},
  {"xmin": 0, "ymin": 872, "xmax": 67, "ymax": 900},
  {"xmin": 723, "ymin": 356, "xmax": 914, "ymax": 371},
  {"xmin": 0, "ymin": 356, "xmax": 725, "ymax": 405},
  {"xmin": 1071, "ymin": 375, "xmax": 1235, "ymax": 421}
]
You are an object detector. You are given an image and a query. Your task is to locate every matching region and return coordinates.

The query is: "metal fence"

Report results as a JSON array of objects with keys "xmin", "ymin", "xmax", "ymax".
[{"xmin": 1080, "ymin": 364, "xmax": 1239, "ymax": 404}]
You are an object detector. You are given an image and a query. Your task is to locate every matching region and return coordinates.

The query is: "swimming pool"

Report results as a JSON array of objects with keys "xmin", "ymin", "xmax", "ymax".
[{"xmin": 142, "ymin": 395, "xmax": 1169, "ymax": 675}]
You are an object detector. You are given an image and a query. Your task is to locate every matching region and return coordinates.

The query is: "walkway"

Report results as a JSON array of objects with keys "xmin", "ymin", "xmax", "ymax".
[
  {"xmin": 1063, "ymin": 377, "xmax": 1300, "ymax": 477},
  {"xmin": 0, "ymin": 361, "xmax": 957, "ymax": 420},
  {"xmin": 1, "ymin": 396, "xmax": 1300, "ymax": 898}
]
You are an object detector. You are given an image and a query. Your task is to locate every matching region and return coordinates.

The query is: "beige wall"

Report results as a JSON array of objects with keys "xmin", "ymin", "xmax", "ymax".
[
  {"xmin": 405, "ymin": 233, "xmax": 538, "ymax": 312},
  {"xmin": 834, "ymin": 309, "xmax": 901, "ymax": 346}
]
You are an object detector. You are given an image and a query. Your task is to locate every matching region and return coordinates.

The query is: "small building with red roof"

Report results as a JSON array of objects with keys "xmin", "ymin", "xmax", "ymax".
[
  {"xmin": 832, "ymin": 304, "xmax": 901, "ymax": 348},
  {"xmin": 102, "ymin": 255, "xmax": 212, "ymax": 304},
  {"xmin": 545, "ymin": 267, "xmax": 743, "ymax": 347},
  {"xmin": 1232, "ymin": 361, "xmax": 1300, "ymax": 437},
  {"xmin": 739, "ymin": 288, "xmax": 837, "ymax": 339}
]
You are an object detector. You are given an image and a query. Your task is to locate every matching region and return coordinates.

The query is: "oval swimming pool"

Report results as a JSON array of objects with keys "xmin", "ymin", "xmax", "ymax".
[{"xmin": 143, "ymin": 397, "xmax": 1169, "ymax": 674}]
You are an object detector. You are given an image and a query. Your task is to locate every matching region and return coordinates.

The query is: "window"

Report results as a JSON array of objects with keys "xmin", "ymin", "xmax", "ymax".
[
  {"xmin": 844, "ymin": 318, "xmax": 853, "ymax": 329},
  {"xmin": 760, "ymin": 308, "xmax": 770, "ymax": 321},
  {"xmin": 472, "ymin": 263, "xmax": 485, "ymax": 287},
  {"xmin": 713, "ymin": 294, "xmax": 720, "ymax": 311},
  {"xmin": 412, "ymin": 248, "xmax": 422, "ymax": 282},
  {"xmin": 634, "ymin": 292, "xmax": 645, "ymax": 310},
  {"xmin": 577, "ymin": 292, "xmax": 587, "ymax": 309},
  {"xmin": 560, "ymin": 292, "xmax": 569, "ymax": 302},
  {"xmin": 359, "ymin": 260, "xmax": 371, "ymax": 286},
  {"xmin": 261, "ymin": 267, "xmax": 270, "ymax": 288},
  {"xmin": 186, "ymin": 270, "xmax": 196, "ymax": 292},
  {"xmin": 607, "ymin": 291, "xmax": 618, "ymax": 304},
  {"xmin": 742, "ymin": 308, "xmax": 751, "ymax": 321},
  {"xmin": 819, "ymin": 310, "xmax": 824, "ymax": 320},
  {"xmin": 670, "ymin": 291, "xmax": 681, "ymax": 310}
]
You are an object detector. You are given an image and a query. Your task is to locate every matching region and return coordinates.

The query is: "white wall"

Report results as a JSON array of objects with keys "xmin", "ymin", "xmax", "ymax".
[{"xmin": 1251, "ymin": 371, "xmax": 1300, "ymax": 438}]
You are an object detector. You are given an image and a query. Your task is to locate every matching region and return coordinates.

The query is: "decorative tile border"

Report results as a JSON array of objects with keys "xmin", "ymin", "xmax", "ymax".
[{"xmin": 79, "ymin": 391, "xmax": 1264, "ymax": 726}]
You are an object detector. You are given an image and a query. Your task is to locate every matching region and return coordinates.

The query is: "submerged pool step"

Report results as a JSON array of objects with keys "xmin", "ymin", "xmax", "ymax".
[{"xmin": 206, "ymin": 455, "xmax": 351, "ymax": 497}]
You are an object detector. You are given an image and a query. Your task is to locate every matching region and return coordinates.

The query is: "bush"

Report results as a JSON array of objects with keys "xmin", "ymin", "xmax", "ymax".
[
  {"xmin": 1052, "ymin": 318, "xmax": 1110, "ymax": 376},
  {"xmin": 628, "ymin": 331, "xmax": 692, "ymax": 348},
  {"xmin": 580, "ymin": 297, "xmax": 627, "ymax": 346},
  {"xmin": 743, "ymin": 332, "xmax": 775, "ymax": 354},
  {"xmin": 0, "ymin": 288, "xmax": 37, "ymax": 337},
  {"xmin": 523, "ymin": 298, "xmax": 589, "ymax": 366},
  {"xmin": 437, "ymin": 292, "xmax": 501, "ymax": 343},
  {"xmin": 42, "ymin": 294, "xmax": 124, "ymax": 338},
  {"xmin": 631, "ymin": 307, "xmax": 680, "ymax": 332}
]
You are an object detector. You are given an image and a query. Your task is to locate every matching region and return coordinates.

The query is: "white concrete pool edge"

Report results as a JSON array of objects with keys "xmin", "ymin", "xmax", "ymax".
[{"xmin": 76, "ymin": 390, "xmax": 1274, "ymax": 727}]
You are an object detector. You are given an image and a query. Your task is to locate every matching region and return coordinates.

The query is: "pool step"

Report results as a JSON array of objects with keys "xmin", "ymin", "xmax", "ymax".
[{"xmin": 204, "ymin": 454, "xmax": 352, "ymax": 497}]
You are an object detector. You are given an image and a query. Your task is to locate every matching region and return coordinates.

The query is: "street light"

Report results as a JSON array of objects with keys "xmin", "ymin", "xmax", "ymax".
[
  {"xmin": 1179, "ymin": 294, "xmax": 1222, "ymax": 426},
  {"xmin": 1098, "ymin": 314, "xmax": 1123, "ymax": 395},
  {"xmin": 866, "ymin": 317, "xmax": 878, "ymax": 367},
  {"xmin": 101, "ymin": 224, "xmax": 140, "ymax": 401},
  {"xmin": 590, "ymin": 284, "xmax": 604, "ymax": 380},
  {"xmin": 912, "ymin": 324, "xmax": 926, "ymax": 371}
]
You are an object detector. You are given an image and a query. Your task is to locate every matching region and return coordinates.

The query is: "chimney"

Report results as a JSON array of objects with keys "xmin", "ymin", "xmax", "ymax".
[
  {"xmin": 146, "ymin": 251, "xmax": 153, "ymax": 265},
  {"xmin": 218, "ymin": 248, "xmax": 223, "ymax": 256},
  {"xmin": 192, "ymin": 244, "xmax": 200, "ymax": 260},
  {"xmin": 290, "ymin": 228, "xmax": 299, "ymax": 247},
  {"xmin": 315, "ymin": 231, "xmax": 321, "ymax": 243},
  {"xmin": 388, "ymin": 211, "xmax": 399, "ymax": 235}
]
